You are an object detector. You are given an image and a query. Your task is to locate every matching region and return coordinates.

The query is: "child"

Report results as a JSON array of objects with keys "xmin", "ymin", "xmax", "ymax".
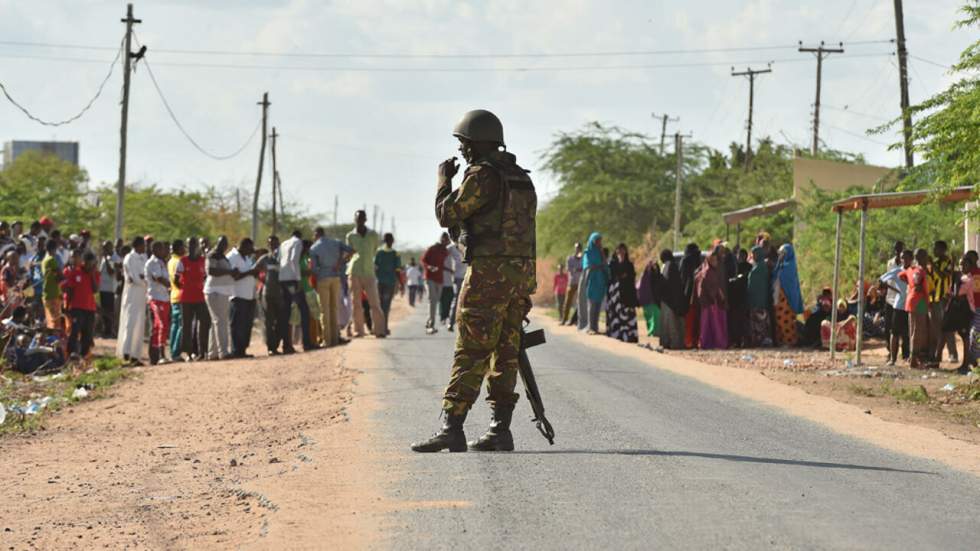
[
  {"xmin": 553, "ymin": 264, "xmax": 569, "ymax": 315},
  {"xmin": 901, "ymin": 248, "xmax": 931, "ymax": 368},
  {"xmin": 61, "ymin": 250, "xmax": 100, "ymax": 359},
  {"xmin": 880, "ymin": 250, "xmax": 912, "ymax": 366},
  {"xmin": 145, "ymin": 241, "xmax": 172, "ymax": 365}
]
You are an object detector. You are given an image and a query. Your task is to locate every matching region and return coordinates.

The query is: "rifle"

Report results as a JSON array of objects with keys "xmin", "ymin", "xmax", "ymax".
[{"xmin": 519, "ymin": 325, "xmax": 555, "ymax": 445}]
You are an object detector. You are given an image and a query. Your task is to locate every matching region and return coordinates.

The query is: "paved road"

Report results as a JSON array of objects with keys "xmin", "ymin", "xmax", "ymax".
[{"xmin": 363, "ymin": 306, "xmax": 980, "ymax": 550}]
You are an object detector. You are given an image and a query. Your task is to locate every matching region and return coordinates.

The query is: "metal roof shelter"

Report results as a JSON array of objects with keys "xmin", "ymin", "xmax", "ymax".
[
  {"xmin": 722, "ymin": 198, "xmax": 795, "ymax": 246},
  {"xmin": 828, "ymin": 186, "xmax": 976, "ymax": 364}
]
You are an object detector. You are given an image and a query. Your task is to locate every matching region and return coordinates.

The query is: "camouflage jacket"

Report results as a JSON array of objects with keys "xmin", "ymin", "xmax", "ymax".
[{"xmin": 435, "ymin": 152, "xmax": 536, "ymax": 261}]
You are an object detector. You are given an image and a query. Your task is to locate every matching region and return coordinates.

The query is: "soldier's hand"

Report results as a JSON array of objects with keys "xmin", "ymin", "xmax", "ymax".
[{"xmin": 438, "ymin": 157, "xmax": 459, "ymax": 184}]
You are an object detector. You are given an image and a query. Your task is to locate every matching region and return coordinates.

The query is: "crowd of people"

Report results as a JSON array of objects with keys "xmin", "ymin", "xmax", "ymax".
[
  {"xmin": 553, "ymin": 231, "xmax": 976, "ymax": 375},
  {"xmin": 0, "ymin": 210, "xmax": 407, "ymax": 371}
]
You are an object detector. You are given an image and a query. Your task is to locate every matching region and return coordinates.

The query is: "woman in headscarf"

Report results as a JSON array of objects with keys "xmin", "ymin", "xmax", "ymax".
[
  {"xmin": 679, "ymin": 243, "xmax": 702, "ymax": 348},
  {"xmin": 771, "ymin": 243, "xmax": 804, "ymax": 346},
  {"xmin": 726, "ymin": 247, "xmax": 751, "ymax": 348},
  {"xmin": 694, "ymin": 245, "xmax": 728, "ymax": 349},
  {"xmin": 659, "ymin": 249, "xmax": 686, "ymax": 349},
  {"xmin": 636, "ymin": 257, "xmax": 664, "ymax": 338},
  {"xmin": 606, "ymin": 243, "xmax": 639, "ymax": 342},
  {"xmin": 580, "ymin": 232, "xmax": 608, "ymax": 335},
  {"xmin": 746, "ymin": 245, "xmax": 773, "ymax": 346}
]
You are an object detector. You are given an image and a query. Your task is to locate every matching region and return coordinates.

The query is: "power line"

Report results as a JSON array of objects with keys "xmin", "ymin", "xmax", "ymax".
[
  {"xmin": 844, "ymin": 0, "xmax": 884, "ymax": 41},
  {"xmin": 0, "ymin": 36, "xmax": 123, "ymax": 127},
  {"xmin": 833, "ymin": 0, "xmax": 860, "ymax": 38},
  {"xmin": 0, "ymin": 51, "xmax": 897, "ymax": 74},
  {"xmin": 137, "ymin": 41, "xmax": 262, "ymax": 160},
  {"xmin": 909, "ymin": 54, "xmax": 950, "ymax": 69},
  {"xmin": 823, "ymin": 104, "xmax": 892, "ymax": 122},
  {"xmin": 823, "ymin": 123, "xmax": 892, "ymax": 146},
  {"xmin": 0, "ymin": 38, "xmax": 896, "ymax": 59}
]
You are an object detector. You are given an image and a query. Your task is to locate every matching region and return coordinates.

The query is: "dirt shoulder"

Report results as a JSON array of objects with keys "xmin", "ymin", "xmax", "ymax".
[
  {"xmin": 0, "ymin": 300, "xmax": 410, "ymax": 550},
  {"xmin": 537, "ymin": 314, "xmax": 980, "ymax": 477}
]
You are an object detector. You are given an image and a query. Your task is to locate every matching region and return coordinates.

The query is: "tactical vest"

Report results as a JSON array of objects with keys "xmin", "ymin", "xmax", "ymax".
[{"xmin": 465, "ymin": 152, "xmax": 537, "ymax": 260}]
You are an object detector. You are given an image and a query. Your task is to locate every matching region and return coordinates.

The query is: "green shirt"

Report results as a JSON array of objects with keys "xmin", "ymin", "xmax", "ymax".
[
  {"xmin": 346, "ymin": 228, "xmax": 379, "ymax": 279},
  {"xmin": 374, "ymin": 247, "xmax": 401, "ymax": 286},
  {"xmin": 42, "ymin": 255, "xmax": 61, "ymax": 301}
]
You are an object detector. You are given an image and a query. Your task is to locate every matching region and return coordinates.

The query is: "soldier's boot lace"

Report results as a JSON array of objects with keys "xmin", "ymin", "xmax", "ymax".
[
  {"xmin": 468, "ymin": 403, "xmax": 515, "ymax": 452},
  {"xmin": 410, "ymin": 411, "xmax": 468, "ymax": 453}
]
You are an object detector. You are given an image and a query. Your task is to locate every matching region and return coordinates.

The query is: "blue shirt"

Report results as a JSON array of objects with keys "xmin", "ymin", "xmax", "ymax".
[
  {"xmin": 309, "ymin": 237, "xmax": 352, "ymax": 279},
  {"xmin": 880, "ymin": 266, "xmax": 909, "ymax": 312}
]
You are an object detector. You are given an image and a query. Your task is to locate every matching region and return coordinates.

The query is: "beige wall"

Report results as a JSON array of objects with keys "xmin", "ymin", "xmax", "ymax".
[{"xmin": 792, "ymin": 157, "xmax": 898, "ymax": 198}]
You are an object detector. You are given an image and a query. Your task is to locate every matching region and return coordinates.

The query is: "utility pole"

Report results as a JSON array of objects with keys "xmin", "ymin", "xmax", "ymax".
[
  {"xmin": 380, "ymin": 212, "xmax": 386, "ymax": 236},
  {"xmin": 269, "ymin": 127, "xmax": 279, "ymax": 235},
  {"xmin": 334, "ymin": 195, "xmax": 339, "ymax": 226},
  {"xmin": 893, "ymin": 0, "xmax": 914, "ymax": 169},
  {"xmin": 392, "ymin": 216, "xmax": 396, "ymax": 236},
  {"xmin": 651, "ymin": 112, "xmax": 678, "ymax": 155},
  {"xmin": 372, "ymin": 205, "xmax": 378, "ymax": 230},
  {"xmin": 276, "ymin": 171, "xmax": 285, "ymax": 225},
  {"xmin": 251, "ymin": 92, "xmax": 270, "ymax": 241},
  {"xmin": 235, "ymin": 188, "xmax": 241, "ymax": 215},
  {"xmin": 673, "ymin": 132, "xmax": 692, "ymax": 251},
  {"xmin": 115, "ymin": 3, "xmax": 141, "ymax": 241},
  {"xmin": 799, "ymin": 41, "xmax": 844, "ymax": 156},
  {"xmin": 731, "ymin": 64, "xmax": 772, "ymax": 170}
]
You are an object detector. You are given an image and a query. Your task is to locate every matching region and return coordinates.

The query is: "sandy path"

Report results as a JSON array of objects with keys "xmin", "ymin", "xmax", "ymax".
[
  {"xmin": 0, "ymin": 302, "xmax": 402, "ymax": 550},
  {"xmin": 538, "ymin": 314, "xmax": 980, "ymax": 477}
]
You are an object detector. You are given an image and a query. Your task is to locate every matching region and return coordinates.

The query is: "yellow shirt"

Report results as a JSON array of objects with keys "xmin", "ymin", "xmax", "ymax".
[
  {"xmin": 167, "ymin": 254, "xmax": 182, "ymax": 303},
  {"xmin": 928, "ymin": 256, "xmax": 952, "ymax": 303}
]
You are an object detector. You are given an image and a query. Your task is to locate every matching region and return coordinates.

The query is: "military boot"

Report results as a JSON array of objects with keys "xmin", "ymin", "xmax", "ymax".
[
  {"xmin": 410, "ymin": 411, "xmax": 468, "ymax": 453},
  {"xmin": 468, "ymin": 404, "xmax": 515, "ymax": 452}
]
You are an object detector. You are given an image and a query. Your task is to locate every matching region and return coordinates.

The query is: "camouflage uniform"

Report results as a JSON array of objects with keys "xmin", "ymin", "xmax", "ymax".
[{"xmin": 436, "ymin": 151, "xmax": 537, "ymax": 416}]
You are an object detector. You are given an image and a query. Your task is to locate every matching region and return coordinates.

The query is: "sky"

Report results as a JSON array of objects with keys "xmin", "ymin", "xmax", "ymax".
[{"xmin": 0, "ymin": 0, "xmax": 973, "ymax": 249}]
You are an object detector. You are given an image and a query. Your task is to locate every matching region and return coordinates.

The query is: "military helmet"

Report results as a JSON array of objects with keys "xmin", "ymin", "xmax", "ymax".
[{"xmin": 452, "ymin": 109, "xmax": 505, "ymax": 146}]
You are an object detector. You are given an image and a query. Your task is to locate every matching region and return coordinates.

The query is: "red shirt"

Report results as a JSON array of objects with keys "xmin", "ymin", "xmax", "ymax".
[
  {"xmin": 553, "ymin": 273, "xmax": 569, "ymax": 295},
  {"xmin": 178, "ymin": 256, "xmax": 206, "ymax": 304},
  {"xmin": 899, "ymin": 266, "xmax": 930, "ymax": 312},
  {"xmin": 970, "ymin": 267, "xmax": 980, "ymax": 307},
  {"xmin": 421, "ymin": 244, "xmax": 448, "ymax": 283},
  {"xmin": 61, "ymin": 266, "xmax": 100, "ymax": 311}
]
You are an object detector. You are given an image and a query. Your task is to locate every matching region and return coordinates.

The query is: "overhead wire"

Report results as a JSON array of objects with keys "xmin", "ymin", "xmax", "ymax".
[
  {"xmin": 0, "ymin": 38, "xmax": 895, "ymax": 60},
  {"xmin": 136, "ymin": 35, "xmax": 261, "ymax": 160},
  {"xmin": 822, "ymin": 104, "xmax": 891, "ymax": 122},
  {"xmin": 0, "ymin": 35, "xmax": 124, "ymax": 127},
  {"xmin": 843, "ymin": 0, "xmax": 883, "ymax": 42},
  {"xmin": 0, "ymin": 50, "xmax": 897, "ymax": 74},
  {"xmin": 824, "ymin": 123, "xmax": 892, "ymax": 146},
  {"xmin": 909, "ymin": 54, "xmax": 950, "ymax": 69},
  {"xmin": 832, "ymin": 0, "xmax": 860, "ymax": 39}
]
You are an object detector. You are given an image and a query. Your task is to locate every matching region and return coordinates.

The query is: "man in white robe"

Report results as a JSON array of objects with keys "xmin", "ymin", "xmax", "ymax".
[{"xmin": 116, "ymin": 236, "xmax": 148, "ymax": 364}]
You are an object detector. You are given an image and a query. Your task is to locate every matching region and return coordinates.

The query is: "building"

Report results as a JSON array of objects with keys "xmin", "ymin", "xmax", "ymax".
[
  {"xmin": 2, "ymin": 140, "xmax": 80, "ymax": 167},
  {"xmin": 791, "ymin": 157, "xmax": 899, "ymax": 197}
]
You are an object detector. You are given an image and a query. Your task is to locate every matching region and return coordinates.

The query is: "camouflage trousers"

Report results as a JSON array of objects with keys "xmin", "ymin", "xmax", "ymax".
[{"xmin": 443, "ymin": 256, "xmax": 536, "ymax": 415}]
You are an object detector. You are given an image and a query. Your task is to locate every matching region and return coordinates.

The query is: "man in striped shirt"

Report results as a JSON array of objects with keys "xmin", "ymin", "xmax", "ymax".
[{"xmin": 928, "ymin": 240, "xmax": 957, "ymax": 363}]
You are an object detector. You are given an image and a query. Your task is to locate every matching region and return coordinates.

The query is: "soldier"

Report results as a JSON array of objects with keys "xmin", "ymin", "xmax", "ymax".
[{"xmin": 411, "ymin": 109, "xmax": 537, "ymax": 453}]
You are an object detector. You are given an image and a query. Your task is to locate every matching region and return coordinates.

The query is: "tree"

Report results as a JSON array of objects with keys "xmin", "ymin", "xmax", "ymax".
[
  {"xmin": 1, "ymin": 152, "xmax": 325, "ymax": 246},
  {"xmin": 876, "ymin": 2, "xmax": 980, "ymax": 190},
  {"xmin": 0, "ymin": 151, "xmax": 96, "ymax": 228},
  {"xmin": 682, "ymin": 139, "xmax": 795, "ymax": 247},
  {"xmin": 537, "ymin": 122, "xmax": 698, "ymax": 257}
]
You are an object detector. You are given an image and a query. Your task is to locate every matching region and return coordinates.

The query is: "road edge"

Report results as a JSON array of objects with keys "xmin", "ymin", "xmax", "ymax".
[{"xmin": 536, "ymin": 313, "xmax": 980, "ymax": 477}]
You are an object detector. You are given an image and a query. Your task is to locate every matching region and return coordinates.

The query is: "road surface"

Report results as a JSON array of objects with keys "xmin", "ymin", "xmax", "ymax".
[{"xmin": 360, "ymin": 305, "xmax": 980, "ymax": 550}]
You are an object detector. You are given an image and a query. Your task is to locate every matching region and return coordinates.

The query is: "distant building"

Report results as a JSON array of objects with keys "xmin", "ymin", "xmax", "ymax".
[{"xmin": 2, "ymin": 140, "xmax": 80, "ymax": 167}]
